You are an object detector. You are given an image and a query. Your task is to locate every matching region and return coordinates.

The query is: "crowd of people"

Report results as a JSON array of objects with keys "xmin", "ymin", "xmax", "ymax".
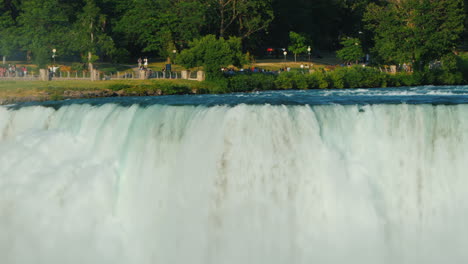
[
  {"xmin": 221, "ymin": 65, "xmax": 314, "ymax": 76},
  {"xmin": 0, "ymin": 64, "xmax": 28, "ymax": 77}
]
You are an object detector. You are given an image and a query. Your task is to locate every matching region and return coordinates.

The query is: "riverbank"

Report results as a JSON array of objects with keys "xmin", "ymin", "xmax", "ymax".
[
  {"xmin": 1, "ymin": 64, "xmax": 467, "ymax": 105},
  {"xmin": 0, "ymin": 79, "xmax": 210, "ymax": 105}
]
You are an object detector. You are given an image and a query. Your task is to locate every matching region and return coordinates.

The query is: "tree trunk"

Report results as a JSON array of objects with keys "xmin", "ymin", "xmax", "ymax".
[
  {"xmin": 219, "ymin": 2, "xmax": 225, "ymax": 37},
  {"xmin": 89, "ymin": 23, "xmax": 94, "ymax": 72},
  {"xmin": 2, "ymin": 55, "xmax": 5, "ymax": 65},
  {"xmin": 88, "ymin": 51, "xmax": 94, "ymax": 72},
  {"xmin": 295, "ymin": 53, "xmax": 297, "ymax": 62}
]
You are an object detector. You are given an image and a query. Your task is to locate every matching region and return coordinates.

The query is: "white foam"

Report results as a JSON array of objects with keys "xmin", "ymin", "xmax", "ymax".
[{"xmin": 1, "ymin": 103, "xmax": 468, "ymax": 264}]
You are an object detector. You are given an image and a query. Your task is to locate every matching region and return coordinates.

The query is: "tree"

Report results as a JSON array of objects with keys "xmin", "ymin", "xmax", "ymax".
[
  {"xmin": 337, "ymin": 37, "xmax": 364, "ymax": 64},
  {"xmin": 71, "ymin": 0, "xmax": 115, "ymax": 71},
  {"xmin": 0, "ymin": 9, "xmax": 17, "ymax": 64},
  {"xmin": 17, "ymin": 0, "xmax": 70, "ymax": 67},
  {"xmin": 364, "ymin": 0, "xmax": 465, "ymax": 70},
  {"xmin": 178, "ymin": 34, "xmax": 246, "ymax": 79},
  {"xmin": 206, "ymin": 0, "xmax": 274, "ymax": 39},
  {"xmin": 116, "ymin": 0, "xmax": 206, "ymax": 57},
  {"xmin": 288, "ymin": 31, "xmax": 308, "ymax": 62}
]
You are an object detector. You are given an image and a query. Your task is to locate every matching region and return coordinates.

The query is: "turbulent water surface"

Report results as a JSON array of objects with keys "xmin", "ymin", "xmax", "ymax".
[{"xmin": 1, "ymin": 86, "xmax": 468, "ymax": 264}]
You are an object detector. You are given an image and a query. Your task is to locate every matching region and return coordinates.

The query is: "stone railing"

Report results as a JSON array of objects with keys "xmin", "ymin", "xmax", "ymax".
[{"xmin": 0, "ymin": 69, "xmax": 206, "ymax": 82}]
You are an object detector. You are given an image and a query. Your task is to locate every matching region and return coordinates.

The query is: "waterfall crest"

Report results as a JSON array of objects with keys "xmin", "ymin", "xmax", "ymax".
[{"xmin": 1, "ymin": 103, "xmax": 468, "ymax": 264}]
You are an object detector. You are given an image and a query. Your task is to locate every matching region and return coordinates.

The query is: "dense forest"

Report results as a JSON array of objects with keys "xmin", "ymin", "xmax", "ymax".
[{"xmin": 0, "ymin": 0, "xmax": 466, "ymax": 67}]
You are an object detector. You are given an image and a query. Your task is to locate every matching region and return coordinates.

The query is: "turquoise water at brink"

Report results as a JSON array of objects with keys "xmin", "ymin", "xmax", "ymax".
[{"xmin": 1, "ymin": 86, "xmax": 468, "ymax": 263}]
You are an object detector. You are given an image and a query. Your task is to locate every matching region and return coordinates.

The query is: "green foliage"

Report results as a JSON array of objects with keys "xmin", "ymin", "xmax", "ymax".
[
  {"xmin": 178, "ymin": 35, "xmax": 246, "ymax": 80},
  {"xmin": 437, "ymin": 53, "xmax": 463, "ymax": 84},
  {"xmin": 1, "ymin": 0, "xmax": 465, "ymax": 74},
  {"xmin": 387, "ymin": 73, "xmax": 419, "ymax": 87},
  {"xmin": 71, "ymin": 0, "xmax": 115, "ymax": 67},
  {"xmin": 116, "ymin": 0, "xmax": 206, "ymax": 56},
  {"xmin": 308, "ymin": 71, "xmax": 329, "ymax": 89},
  {"xmin": 0, "ymin": 11, "xmax": 18, "ymax": 58},
  {"xmin": 107, "ymin": 83, "xmax": 131, "ymax": 91},
  {"xmin": 81, "ymin": 54, "xmax": 99, "ymax": 64},
  {"xmin": 364, "ymin": 0, "xmax": 465, "ymax": 69},
  {"xmin": 111, "ymin": 48, "xmax": 131, "ymax": 63},
  {"xmin": 288, "ymin": 32, "xmax": 309, "ymax": 62},
  {"xmin": 335, "ymin": 66, "xmax": 387, "ymax": 88},
  {"xmin": 275, "ymin": 72, "xmax": 299, "ymax": 89},
  {"xmin": 227, "ymin": 74, "xmax": 276, "ymax": 92},
  {"xmin": 269, "ymin": 66, "xmax": 460, "ymax": 89},
  {"xmin": 327, "ymin": 69, "xmax": 346, "ymax": 88},
  {"xmin": 107, "ymin": 81, "xmax": 196, "ymax": 95},
  {"xmin": 208, "ymin": 0, "xmax": 274, "ymax": 39},
  {"xmin": 71, "ymin": 62, "xmax": 86, "ymax": 71},
  {"xmin": 457, "ymin": 53, "xmax": 468, "ymax": 83},
  {"xmin": 17, "ymin": 0, "xmax": 70, "ymax": 67},
  {"xmin": 274, "ymin": 71, "xmax": 329, "ymax": 90},
  {"xmin": 336, "ymin": 38, "xmax": 364, "ymax": 64}
]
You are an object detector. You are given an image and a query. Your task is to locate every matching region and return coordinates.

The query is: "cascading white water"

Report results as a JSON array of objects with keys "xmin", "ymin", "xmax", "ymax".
[{"xmin": 1, "ymin": 103, "xmax": 468, "ymax": 264}]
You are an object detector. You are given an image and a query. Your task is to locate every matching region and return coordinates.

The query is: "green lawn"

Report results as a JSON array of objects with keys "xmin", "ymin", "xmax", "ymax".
[{"xmin": 0, "ymin": 79, "xmax": 206, "ymax": 104}]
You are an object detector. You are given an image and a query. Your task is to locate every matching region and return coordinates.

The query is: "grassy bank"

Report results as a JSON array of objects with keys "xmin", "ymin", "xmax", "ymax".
[{"xmin": 0, "ymin": 79, "xmax": 212, "ymax": 104}]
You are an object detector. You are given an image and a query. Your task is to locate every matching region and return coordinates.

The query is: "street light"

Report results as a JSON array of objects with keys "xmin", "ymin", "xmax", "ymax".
[
  {"xmin": 52, "ymin": 48, "xmax": 56, "ymax": 65},
  {"xmin": 307, "ymin": 46, "xmax": 311, "ymax": 62},
  {"xmin": 172, "ymin": 49, "xmax": 177, "ymax": 64},
  {"xmin": 283, "ymin": 51, "xmax": 287, "ymax": 62}
]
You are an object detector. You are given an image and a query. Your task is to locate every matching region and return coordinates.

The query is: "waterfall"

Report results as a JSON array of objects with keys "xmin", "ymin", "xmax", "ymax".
[{"xmin": 1, "ymin": 103, "xmax": 467, "ymax": 264}]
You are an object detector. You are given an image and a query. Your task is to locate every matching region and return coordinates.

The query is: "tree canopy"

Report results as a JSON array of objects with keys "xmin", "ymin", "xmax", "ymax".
[
  {"xmin": 336, "ymin": 37, "xmax": 364, "ymax": 64},
  {"xmin": 0, "ymin": 0, "xmax": 465, "ymax": 68},
  {"xmin": 364, "ymin": 0, "xmax": 465, "ymax": 69},
  {"xmin": 178, "ymin": 34, "xmax": 246, "ymax": 79},
  {"xmin": 288, "ymin": 31, "xmax": 309, "ymax": 62}
]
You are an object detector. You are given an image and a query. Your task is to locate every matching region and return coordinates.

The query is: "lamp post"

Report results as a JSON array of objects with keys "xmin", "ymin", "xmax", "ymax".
[
  {"xmin": 52, "ymin": 48, "xmax": 56, "ymax": 65},
  {"xmin": 172, "ymin": 49, "xmax": 177, "ymax": 64},
  {"xmin": 307, "ymin": 46, "xmax": 311, "ymax": 62},
  {"xmin": 283, "ymin": 51, "xmax": 287, "ymax": 62}
]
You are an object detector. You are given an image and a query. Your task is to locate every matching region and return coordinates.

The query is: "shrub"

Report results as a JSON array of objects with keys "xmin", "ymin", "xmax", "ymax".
[
  {"xmin": 327, "ymin": 68, "xmax": 345, "ymax": 88},
  {"xmin": 275, "ymin": 72, "xmax": 298, "ymax": 89},
  {"xmin": 342, "ymin": 66, "xmax": 363, "ymax": 88},
  {"xmin": 227, "ymin": 74, "xmax": 276, "ymax": 92},
  {"xmin": 203, "ymin": 78, "xmax": 229, "ymax": 93},
  {"xmin": 360, "ymin": 67, "xmax": 386, "ymax": 87},
  {"xmin": 389, "ymin": 73, "xmax": 420, "ymax": 87},
  {"xmin": 437, "ymin": 71, "xmax": 463, "ymax": 85},
  {"xmin": 310, "ymin": 71, "xmax": 329, "ymax": 88},
  {"xmin": 457, "ymin": 53, "xmax": 468, "ymax": 83}
]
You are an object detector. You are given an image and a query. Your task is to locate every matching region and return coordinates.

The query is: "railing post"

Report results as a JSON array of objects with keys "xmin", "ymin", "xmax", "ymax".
[
  {"xmin": 196, "ymin": 71, "xmax": 205, "ymax": 81},
  {"xmin": 39, "ymin": 69, "xmax": 48, "ymax": 81}
]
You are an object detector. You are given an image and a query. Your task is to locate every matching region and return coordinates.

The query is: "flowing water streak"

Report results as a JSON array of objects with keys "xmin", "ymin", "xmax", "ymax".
[{"xmin": 1, "ymin": 103, "xmax": 468, "ymax": 264}]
